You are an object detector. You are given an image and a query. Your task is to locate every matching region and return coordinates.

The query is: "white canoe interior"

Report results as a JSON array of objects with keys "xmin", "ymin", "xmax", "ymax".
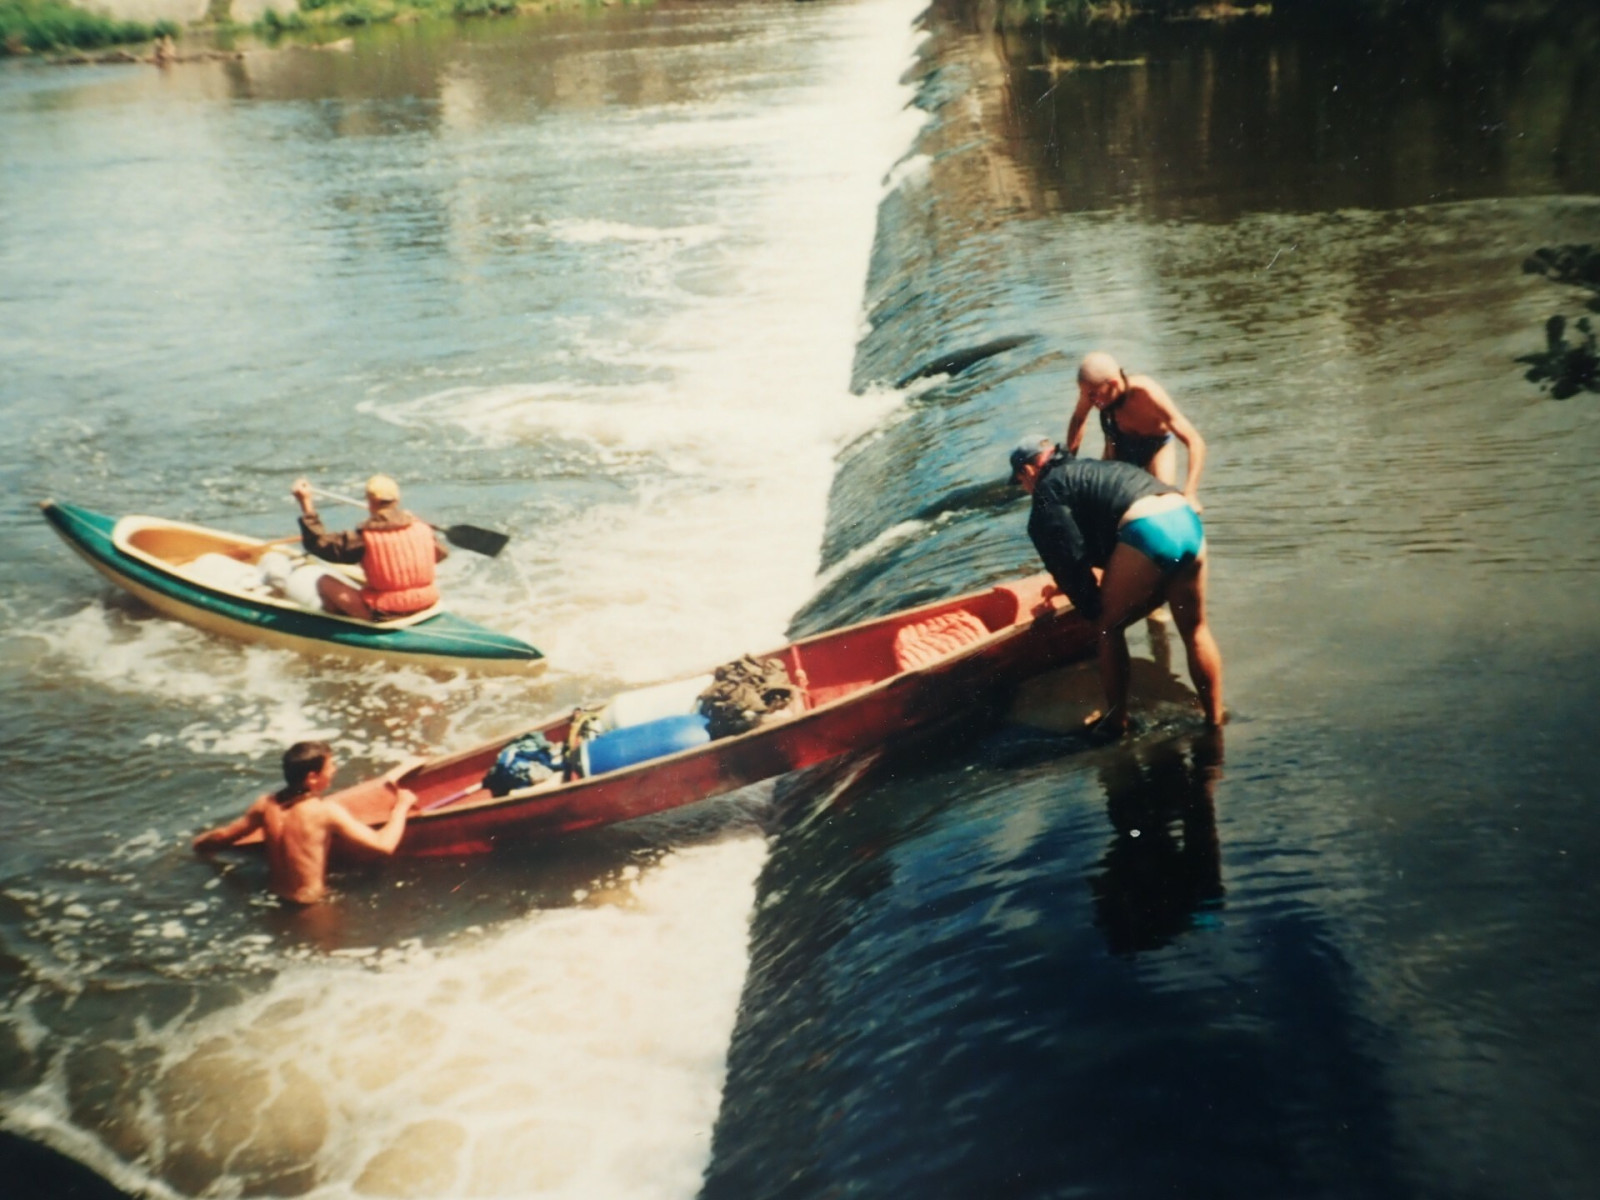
[{"xmin": 110, "ymin": 515, "xmax": 442, "ymax": 629}]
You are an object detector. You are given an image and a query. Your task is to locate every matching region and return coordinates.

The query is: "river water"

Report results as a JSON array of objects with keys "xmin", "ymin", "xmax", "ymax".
[{"xmin": 4, "ymin": 1, "xmax": 1600, "ymax": 1198}]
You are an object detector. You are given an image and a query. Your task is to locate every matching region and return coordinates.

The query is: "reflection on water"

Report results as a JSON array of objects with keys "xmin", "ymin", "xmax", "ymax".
[
  {"xmin": 4, "ymin": 0, "xmax": 1600, "ymax": 1195},
  {"xmin": 1089, "ymin": 729, "xmax": 1224, "ymax": 956},
  {"xmin": 994, "ymin": 4, "xmax": 1600, "ymax": 219},
  {"xmin": 713, "ymin": 3, "xmax": 1600, "ymax": 1200}
]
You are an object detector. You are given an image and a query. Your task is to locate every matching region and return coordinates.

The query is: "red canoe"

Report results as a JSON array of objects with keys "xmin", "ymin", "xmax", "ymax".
[{"xmin": 240, "ymin": 573, "xmax": 1095, "ymax": 857}]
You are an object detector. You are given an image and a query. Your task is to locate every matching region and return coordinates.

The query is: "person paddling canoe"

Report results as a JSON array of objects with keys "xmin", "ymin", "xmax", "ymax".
[{"xmin": 292, "ymin": 474, "xmax": 447, "ymax": 619}]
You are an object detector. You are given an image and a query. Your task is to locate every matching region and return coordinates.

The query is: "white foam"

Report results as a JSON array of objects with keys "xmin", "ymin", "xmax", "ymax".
[
  {"xmin": 4, "ymin": 838, "xmax": 767, "ymax": 1200},
  {"xmin": 351, "ymin": 1, "xmax": 927, "ymax": 685},
  {"xmin": 14, "ymin": 603, "xmax": 495, "ymax": 766},
  {"xmin": 813, "ymin": 517, "xmax": 931, "ymax": 595},
  {"xmin": 542, "ymin": 218, "xmax": 722, "ymax": 247}
]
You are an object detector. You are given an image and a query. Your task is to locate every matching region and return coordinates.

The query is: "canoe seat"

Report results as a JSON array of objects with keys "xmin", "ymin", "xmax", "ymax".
[{"xmin": 891, "ymin": 608, "xmax": 990, "ymax": 671}]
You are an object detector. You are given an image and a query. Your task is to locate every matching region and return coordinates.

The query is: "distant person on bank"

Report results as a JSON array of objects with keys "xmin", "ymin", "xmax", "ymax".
[
  {"xmin": 193, "ymin": 740, "xmax": 415, "ymax": 905},
  {"xmin": 1066, "ymin": 351, "xmax": 1208, "ymax": 510},
  {"xmin": 1010, "ymin": 436, "xmax": 1224, "ymax": 738},
  {"xmin": 292, "ymin": 474, "xmax": 447, "ymax": 619}
]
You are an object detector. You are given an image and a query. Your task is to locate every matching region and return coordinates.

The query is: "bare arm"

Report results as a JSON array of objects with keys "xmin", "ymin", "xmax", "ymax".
[
  {"xmin": 292, "ymin": 477, "xmax": 366, "ymax": 563},
  {"xmin": 193, "ymin": 799, "xmax": 265, "ymax": 853},
  {"xmin": 327, "ymin": 785, "xmax": 416, "ymax": 857},
  {"xmin": 1028, "ymin": 498, "xmax": 1102, "ymax": 621},
  {"xmin": 1168, "ymin": 409, "xmax": 1207, "ymax": 508},
  {"xmin": 1065, "ymin": 390, "xmax": 1095, "ymax": 456}
]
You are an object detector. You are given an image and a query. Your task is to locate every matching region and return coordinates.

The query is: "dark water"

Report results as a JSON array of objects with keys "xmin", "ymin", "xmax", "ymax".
[
  {"xmin": 3, "ymin": 0, "xmax": 1600, "ymax": 1197},
  {"xmin": 705, "ymin": 5, "xmax": 1600, "ymax": 1200}
]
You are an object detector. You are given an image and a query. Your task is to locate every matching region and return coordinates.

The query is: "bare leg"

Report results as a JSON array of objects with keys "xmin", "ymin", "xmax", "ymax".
[
  {"xmin": 1166, "ymin": 556, "xmax": 1225, "ymax": 726},
  {"xmin": 1140, "ymin": 445, "xmax": 1179, "ymax": 632},
  {"xmin": 317, "ymin": 573, "xmax": 376, "ymax": 620},
  {"xmin": 1093, "ymin": 543, "xmax": 1167, "ymax": 735}
]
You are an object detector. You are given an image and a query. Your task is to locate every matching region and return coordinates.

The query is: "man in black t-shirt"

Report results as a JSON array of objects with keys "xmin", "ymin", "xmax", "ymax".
[{"xmin": 1011, "ymin": 436, "xmax": 1225, "ymax": 738}]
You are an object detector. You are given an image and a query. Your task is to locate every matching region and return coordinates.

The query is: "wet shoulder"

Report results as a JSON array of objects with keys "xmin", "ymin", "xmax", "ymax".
[{"xmin": 1126, "ymin": 373, "xmax": 1176, "ymax": 409}]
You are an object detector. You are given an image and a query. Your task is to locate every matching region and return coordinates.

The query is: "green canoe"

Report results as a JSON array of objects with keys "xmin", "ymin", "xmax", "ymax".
[{"xmin": 40, "ymin": 500, "xmax": 544, "ymax": 674}]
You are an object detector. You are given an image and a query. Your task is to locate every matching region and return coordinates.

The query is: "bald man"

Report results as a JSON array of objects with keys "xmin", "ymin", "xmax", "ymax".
[{"xmin": 1066, "ymin": 352, "xmax": 1207, "ymax": 511}]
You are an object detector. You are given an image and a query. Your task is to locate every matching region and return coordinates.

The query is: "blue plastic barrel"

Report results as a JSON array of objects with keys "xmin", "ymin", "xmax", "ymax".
[{"xmin": 581, "ymin": 713, "xmax": 711, "ymax": 777}]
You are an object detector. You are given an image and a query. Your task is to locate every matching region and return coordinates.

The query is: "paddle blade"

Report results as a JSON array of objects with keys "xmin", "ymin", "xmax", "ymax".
[{"xmin": 443, "ymin": 523, "xmax": 510, "ymax": 557}]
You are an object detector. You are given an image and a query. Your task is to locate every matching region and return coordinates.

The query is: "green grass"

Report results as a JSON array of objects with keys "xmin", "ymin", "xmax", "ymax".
[
  {"xmin": 0, "ymin": 0, "xmax": 620, "ymax": 52},
  {"xmin": 257, "ymin": 0, "xmax": 620, "ymax": 36},
  {"xmin": 0, "ymin": 0, "xmax": 177, "ymax": 53}
]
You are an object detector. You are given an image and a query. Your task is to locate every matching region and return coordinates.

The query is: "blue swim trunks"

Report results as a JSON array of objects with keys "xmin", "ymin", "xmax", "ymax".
[{"xmin": 1119, "ymin": 504, "xmax": 1204, "ymax": 574}]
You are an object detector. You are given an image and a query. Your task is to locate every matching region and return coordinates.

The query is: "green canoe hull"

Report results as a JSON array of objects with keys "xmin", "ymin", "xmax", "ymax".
[{"xmin": 41, "ymin": 501, "xmax": 544, "ymax": 674}]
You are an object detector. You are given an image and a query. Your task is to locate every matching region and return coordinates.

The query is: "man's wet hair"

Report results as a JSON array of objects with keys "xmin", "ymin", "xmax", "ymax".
[{"xmin": 282, "ymin": 741, "xmax": 333, "ymax": 792}]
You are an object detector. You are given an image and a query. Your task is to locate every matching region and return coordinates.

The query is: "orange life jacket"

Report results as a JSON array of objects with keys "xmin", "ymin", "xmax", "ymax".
[{"xmin": 360, "ymin": 518, "xmax": 439, "ymax": 615}]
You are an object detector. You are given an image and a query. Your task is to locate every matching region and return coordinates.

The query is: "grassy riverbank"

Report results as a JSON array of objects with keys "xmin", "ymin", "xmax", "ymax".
[
  {"xmin": 256, "ymin": 0, "xmax": 554, "ymax": 35},
  {"xmin": 0, "ymin": 0, "xmax": 175, "ymax": 53},
  {"xmin": 255, "ymin": 0, "xmax": 646, "ymax": 39},
  {"xmin": 0, "ymin": 0, "xmax": 639, "ymax": 56}
]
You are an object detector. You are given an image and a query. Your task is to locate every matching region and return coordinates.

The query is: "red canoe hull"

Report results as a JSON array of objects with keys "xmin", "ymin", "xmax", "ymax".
[{"xmin": 311, "ymin": 573, "xmax": 1096, "ymax": 857}]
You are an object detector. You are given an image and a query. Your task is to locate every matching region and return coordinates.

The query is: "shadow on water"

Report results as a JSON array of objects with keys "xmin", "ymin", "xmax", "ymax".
[
  {"xmin": 1086, "ymin": 728, "xmax": 1224, "ymax": 955},
  {"xmin": 0, "ymin": 1133, "xmax": 126, "ymax": 1200},
  {"xmin": 705, "ymin": 716, "xmax": 1408, "ymax": 1200}
]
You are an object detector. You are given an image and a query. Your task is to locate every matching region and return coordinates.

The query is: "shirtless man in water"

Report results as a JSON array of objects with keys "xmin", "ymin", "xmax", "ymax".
[
  {"xmin": 1066, "ymin": 351, "xmax": 1208, "ymax": 511},
  {"xmin": 193, "ymin": 740, "xmax": 416, "ymax": 905}
]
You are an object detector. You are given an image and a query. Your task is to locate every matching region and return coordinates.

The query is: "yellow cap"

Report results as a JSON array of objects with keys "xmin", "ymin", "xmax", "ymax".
[{"xmin": 365, "ymin": 474, "xmax": 400, "ymax": 503}]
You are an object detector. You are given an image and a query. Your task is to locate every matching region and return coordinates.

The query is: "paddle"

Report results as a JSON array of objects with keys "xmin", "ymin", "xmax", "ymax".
[{"xmin": 307, "ymin": 485, "xmax": 511, "ymax": 558}]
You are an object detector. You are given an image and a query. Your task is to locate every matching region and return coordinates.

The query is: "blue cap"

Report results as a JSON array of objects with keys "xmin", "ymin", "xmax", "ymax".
[{"xmin": 1009, "ymin": 435, "xmax": 1054, "ymax": 481}]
